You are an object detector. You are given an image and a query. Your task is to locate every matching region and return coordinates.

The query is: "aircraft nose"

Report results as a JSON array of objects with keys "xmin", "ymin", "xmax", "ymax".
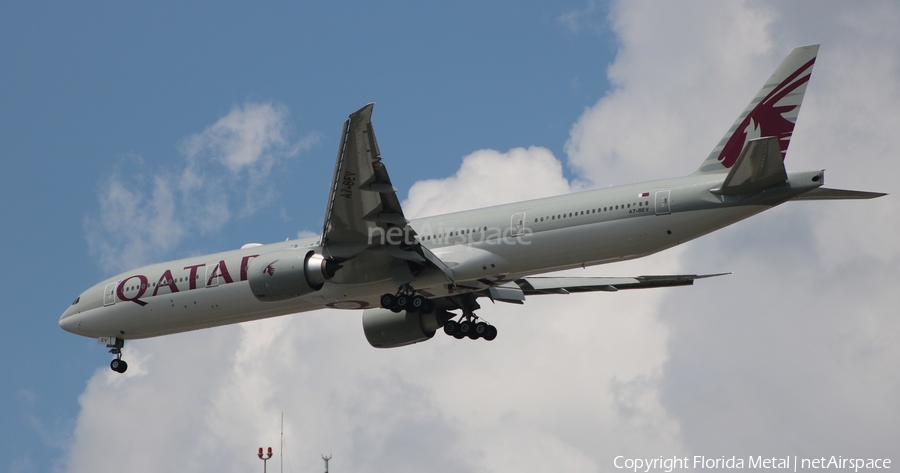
[{"xmin": 59, "ymin": 307, "xmax": 80, "ymax": 334}]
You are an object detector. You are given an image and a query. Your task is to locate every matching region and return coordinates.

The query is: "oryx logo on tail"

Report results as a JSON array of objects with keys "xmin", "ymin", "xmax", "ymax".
[
  {"xmin": 697, "ymin": 45, "xmax": 820, "ymax": 174},
  {"xmin": 717, "ymin": 57, "xmax": 816, "ymax": 168}
]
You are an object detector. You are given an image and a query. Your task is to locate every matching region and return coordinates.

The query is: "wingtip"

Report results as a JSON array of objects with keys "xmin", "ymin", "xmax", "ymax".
[
  {"xmin": 696, "ymin": 272, "xmax": 732, "ymax": 279},
  {"xmin": 349, "ymin": 102, "xmax": 376, "ymax": 119}
]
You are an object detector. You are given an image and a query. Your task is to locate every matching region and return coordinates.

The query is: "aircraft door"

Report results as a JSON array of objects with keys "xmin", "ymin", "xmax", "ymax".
[
  {"xmin": 655, "ymin": 190, "xmax": 671, "ymax": 215},
  {"xmin": 510, "ymin": 212, "xmax": 526, "ymax": 237},
  {"xmin": 103, "ymin": 283, "xmax": 116, "ymax": 306}
]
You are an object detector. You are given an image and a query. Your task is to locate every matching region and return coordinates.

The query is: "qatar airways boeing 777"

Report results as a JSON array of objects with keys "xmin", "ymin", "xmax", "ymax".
[{"xmin": 60, "ymin": 45, "xmax": 884, "ymax": 373}]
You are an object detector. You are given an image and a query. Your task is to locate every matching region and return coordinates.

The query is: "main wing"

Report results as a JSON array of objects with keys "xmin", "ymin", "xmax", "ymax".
[
  {"xmin": 320, "ymin": 104, "xmax": 455, "ymax": 282},
  {"xmin": 321, "ymin": 103, "xmax": 406, "ymax": 256}
]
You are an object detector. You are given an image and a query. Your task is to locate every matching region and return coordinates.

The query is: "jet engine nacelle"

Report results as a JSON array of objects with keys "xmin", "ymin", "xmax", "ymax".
[
  {"xmin": 362, "ymin": 308, "xmax": 443, "ymax": 348},
  {"xmin": 248, "ymin": 250, "xmax": 339, "ymax": 302}
]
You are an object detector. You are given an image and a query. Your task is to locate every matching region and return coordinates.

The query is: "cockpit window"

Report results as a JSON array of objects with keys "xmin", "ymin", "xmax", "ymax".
[{"xmin": 72, "ymin": 296, "xmax": 80, "ymax": 305}]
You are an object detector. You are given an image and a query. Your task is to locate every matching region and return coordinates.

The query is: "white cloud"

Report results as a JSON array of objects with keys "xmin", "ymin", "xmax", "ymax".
[
  {"xmin": 83, "ymin": 155, "xmax": 187, "ymax": 272},
  {"xmin": 566, "ymin": 2, "xmax": 777, "ymax": 186},
  {"xmin": 589, "ymin": 0, "xmax": 900, "ymax": 459},
  {"xmin": 403, "ymin": 146, "xmax": 571, "ymax": 218},
  {"xmin": 66, "ymin": 2, "xmax": 899, "ymax": 471},
  {"xmin": 180, "ymin": 103, "xmax": 292, "ymax": 173},
  {"xmin": 557, "ymin": 0, "xmax": 604, "ymax": 35},
  {"xmin": 84, "ymin": 102, "xmax": 317, "ymax": 273}
]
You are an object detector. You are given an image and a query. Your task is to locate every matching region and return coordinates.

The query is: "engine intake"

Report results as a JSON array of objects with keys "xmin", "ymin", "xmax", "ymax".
[
  {"xmin": 362, "ymin": 308, "xmax": 444, "ymax": 348},
  {"xmin": 248, "ymin": 250, "xmax": 339, "ymax": 302}
]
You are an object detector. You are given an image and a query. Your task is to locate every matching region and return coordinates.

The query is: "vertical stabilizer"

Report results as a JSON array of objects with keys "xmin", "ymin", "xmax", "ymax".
[{"xmin": 696, "ymin": 45, "xmax": 819, "ymax": 174}]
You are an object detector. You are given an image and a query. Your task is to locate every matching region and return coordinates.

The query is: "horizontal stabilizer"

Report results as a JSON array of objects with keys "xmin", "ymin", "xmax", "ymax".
[
  {"xmin": 513, "ymin": 273, "xmax": 730, "ymax": 295},
  {"xmin": 792, "ymin": 187, "xmax": 887, "ymax": 201},
  {"xmin": 712, "ymin": 137, "xmax": 787, "ymax": 195}
]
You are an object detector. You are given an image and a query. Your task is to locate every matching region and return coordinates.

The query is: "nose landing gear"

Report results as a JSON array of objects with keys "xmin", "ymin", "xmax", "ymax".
[
  {"xmin": 110, "ymin": 357, "xmax": 127, "ymax": 373},
  {"xmin": 103, "ymin": 337, "xmax": 128, "ymax": 373}
]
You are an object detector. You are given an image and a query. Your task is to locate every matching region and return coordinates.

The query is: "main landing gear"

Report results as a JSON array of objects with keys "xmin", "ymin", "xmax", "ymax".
[
  {"xmin": 380, "ymin": 284, "xmax": 436, "ymax": 314},
  {"xmin": 380, "ymin": 287, "xmax": 499, "ymax": 342},
  {"xmin": 442, "ymin": 311, "xmax": 498, "ymax": 341},
  {"xmin": 104, "ymin": 337, "xmax": 128, "ymax": 373}
]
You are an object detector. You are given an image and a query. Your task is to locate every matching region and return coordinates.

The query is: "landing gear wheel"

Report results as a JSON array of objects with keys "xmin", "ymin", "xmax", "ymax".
[
  {"xmin": 396, "ymin": 294, "xmax": 411, "ymax": 311},
  {"xmin": 380, "ymin": 293, "xmax": 396, "ymax": 309},
  {"xmin": 110, "ymin": 359, "xmax": 128, "ymax": 373},
  {"xmin": 411, "ymin": 295, "xmax": 427, "ymax": 311},
  {"xmin": 483, "ymin": 325, "xmax": 498, "ymax": 341},
  {"xmin": 443, "ymin": 320, "xmax": 458, "ymax": 336},
  {"xmin": 422, "ymin": 299, "xmax": 436, "ymax": 314},
  {"xmin": 475, "ymin": 322, "xmax": 487, "ymax": 336},
  {"xmin": 458, "ymin": 320, "xmax": 473, "ymax": 337},
  {"xmin": 467, "ymin": 322, "xmax": 482, "ymax": 340}
]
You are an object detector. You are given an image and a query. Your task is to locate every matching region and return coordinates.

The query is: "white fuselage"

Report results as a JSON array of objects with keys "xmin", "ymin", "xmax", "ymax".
[{"xmin": 59, "ymin": 171, "xmax": 819, "ymax": 340}]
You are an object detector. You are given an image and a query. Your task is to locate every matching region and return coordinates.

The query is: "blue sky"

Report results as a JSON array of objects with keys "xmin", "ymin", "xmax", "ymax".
[
  {"xmin": 2, "ymin": 2, "xmax": 899, "ymax": 472},
  {"xmin": 3, "ymin": 2, "xmax": 611, "ymax": 469}
]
